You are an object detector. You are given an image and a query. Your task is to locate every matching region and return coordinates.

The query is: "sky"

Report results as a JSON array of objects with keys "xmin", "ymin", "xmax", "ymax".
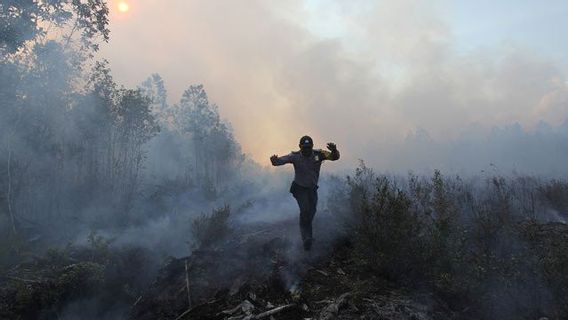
[{"xmin": 99, "ymin": 0, "xmax": 568, "ymax": 173}]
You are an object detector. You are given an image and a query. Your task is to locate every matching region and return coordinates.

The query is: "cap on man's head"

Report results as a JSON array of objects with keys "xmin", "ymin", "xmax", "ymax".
[{"xmin": 299, "ymin": 135, "xmax": 314, "ymax": 147}]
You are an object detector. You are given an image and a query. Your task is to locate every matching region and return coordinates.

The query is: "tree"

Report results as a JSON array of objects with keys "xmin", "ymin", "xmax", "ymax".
[
  {"xmin": 140, "ymin": 74, "xmax": 169, "ymax": 119},
  {"xmin": 173, "ymin": 85, "xmax": 241, "ymax": 191},
  {"xmin": 0, "ymin": 0, "xmax": 109, "ymax": 57},
  {"xmin": 0, "ymin": 0, "xmax": 110, "ymax": 235}
]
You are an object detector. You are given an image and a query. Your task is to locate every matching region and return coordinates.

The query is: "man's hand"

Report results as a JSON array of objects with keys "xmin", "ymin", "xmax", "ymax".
[
  {"xmin": 270, "ymin": 154, "xmax": 279, "ymax": 166},
  {"xmin": 326, "ymin": 142, "xmax": 340, "ymax": 160}
]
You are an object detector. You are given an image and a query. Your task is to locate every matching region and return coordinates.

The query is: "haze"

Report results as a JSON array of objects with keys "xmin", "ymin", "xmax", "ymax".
[{"xmin": 100, "ymin": 0, "xmax": 568, "ymax": 174}]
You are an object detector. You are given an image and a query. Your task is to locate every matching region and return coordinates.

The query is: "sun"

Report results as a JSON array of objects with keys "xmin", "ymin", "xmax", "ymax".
[{"xmin": 117, "ymin": 1, "xmax": 130, "ymax": 13}]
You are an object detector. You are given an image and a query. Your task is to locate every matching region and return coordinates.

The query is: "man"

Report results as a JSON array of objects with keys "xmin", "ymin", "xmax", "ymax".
[{"xmin": 270, "ymin": 135, "xmax": 340, "ymax": 251}]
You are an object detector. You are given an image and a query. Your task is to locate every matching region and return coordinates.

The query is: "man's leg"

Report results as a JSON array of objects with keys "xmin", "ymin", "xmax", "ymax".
[
  {"xmin": 294, "ymin": 187, "xmax": 312, "ymax": 245},
  {"xmin": 303, "ymin": 188, "xmax": 318, "ymax": 250},
  {"xmin": 296, "ymin": 187, "xmax": 318, "ymax": 251}
]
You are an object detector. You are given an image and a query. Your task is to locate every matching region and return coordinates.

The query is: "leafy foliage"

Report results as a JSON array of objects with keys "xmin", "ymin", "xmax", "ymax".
[
  {"xmin": 0, "ymin": 1, "xmax": 244, "ymax": 244},
  {"xmin": 0, "ymin": 0, "xmax": 109, "ymax": 55},
  {"xmin": 333, "ymin": 163, "xmax": 568, "ymax": 318},
  {"xmin": 347, "ymin": 165, "xmax": 426, "ymax": 280},
  {"xmin": 0, "ymin": 237, "xmax": 157, "ymax": 320},
  {"xmin": 191, "ymin": 205, "xmax": 232, "ymax": 249}
]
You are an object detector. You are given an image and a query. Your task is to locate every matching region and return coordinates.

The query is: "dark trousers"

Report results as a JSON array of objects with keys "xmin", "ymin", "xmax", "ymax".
[{"xmin": 291, "ymin": 183, "xmax": 318, "ymax": 241}]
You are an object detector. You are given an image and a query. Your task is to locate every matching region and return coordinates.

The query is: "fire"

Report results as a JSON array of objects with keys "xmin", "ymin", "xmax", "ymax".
[{"xmin": 117, "ymin": 1, "xmax": 130, "ymax": 13}]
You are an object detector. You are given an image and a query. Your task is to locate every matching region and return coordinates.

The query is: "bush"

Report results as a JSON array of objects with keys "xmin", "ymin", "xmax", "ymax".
[
  {"xmin": 341, "ymin": 163, "xmax": 568, "ymax": 318},
  {"xmin": 347, "ymin": 166, "xmax": 427, "ymax": 280},
  {"xmin": 538, "ymin": 179, "xmax": 568, "ymax": 218},
  {"xmin": 191, "ymin": 205, "xmax": 231, "ymax": 249}
]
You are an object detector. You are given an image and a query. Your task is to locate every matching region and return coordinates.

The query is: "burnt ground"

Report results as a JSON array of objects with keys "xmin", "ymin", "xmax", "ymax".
[
  {"xmin": 5, "ymin": 217, "xmax": 565, "ymax": 319},
  {"xmin": 131, "ymin": 218, "xmax": 459, "ymax": 320},
  {"xmin": 1, "ymin": 216, "xmax": 458, "ymax": 320}
]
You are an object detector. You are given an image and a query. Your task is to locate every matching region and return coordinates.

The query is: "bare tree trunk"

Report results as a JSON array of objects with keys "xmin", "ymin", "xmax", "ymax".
[
  {"xmin": 63, "ymin": 19, "xmax": 79, "ymax": 50},
  {"xmin": 184, "ymin": 259, "xmax": 191, "ymax": 308},
  {"xmin": 7, "ymin": 149, "xmax": 17, "ymax": 235},
  {"xmin": 194, "ymin": 137, "xmax": 200, "ymax": 185}
]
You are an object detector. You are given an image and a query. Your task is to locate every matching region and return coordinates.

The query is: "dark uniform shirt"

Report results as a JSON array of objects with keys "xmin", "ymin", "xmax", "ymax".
[{"xmin": 273, "ymin": 149, "xmax": 340, "ymax": 188}]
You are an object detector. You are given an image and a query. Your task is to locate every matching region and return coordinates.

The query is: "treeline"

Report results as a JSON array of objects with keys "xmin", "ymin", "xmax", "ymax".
[{"xmin": 0, "ymin": 1, "xmax": 243, "ymax": 245}]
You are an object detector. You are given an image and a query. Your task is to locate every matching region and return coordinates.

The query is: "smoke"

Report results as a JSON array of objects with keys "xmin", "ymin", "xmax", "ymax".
[
  {"xmin": 3, "ymin": 1, "xmax": 568, "ymax": 317},
  {"xmin": 2, "ymin": 0, "xmax": 566, "ymax": 266},
  {"xmin": 99, "ymin": 0, "xmax": 568, "ymax": 174}
]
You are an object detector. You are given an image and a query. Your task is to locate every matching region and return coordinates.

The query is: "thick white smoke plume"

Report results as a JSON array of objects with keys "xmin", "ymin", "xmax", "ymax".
[{"xmin": 101, "ymin": 0, "xmax": 568, "ymax": 174}]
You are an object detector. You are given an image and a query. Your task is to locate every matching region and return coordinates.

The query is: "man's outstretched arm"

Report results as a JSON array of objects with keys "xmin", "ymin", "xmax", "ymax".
[{"xmin": 270, "ymin": 153, "xmax": 293, "ymax": 166}]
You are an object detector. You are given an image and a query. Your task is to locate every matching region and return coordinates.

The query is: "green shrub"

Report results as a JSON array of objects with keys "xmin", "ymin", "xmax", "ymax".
[
  {"xmin": 342, "ymin": 164, "xmax": 568, "ymax": 318},
  {"xmin": 191, "ymin": 205, "xmax": 231, "ymax": 248},
  {"xmin": 538, "ymin": 179, "xmax": 568, "ymax": 216},
  {"xmin": 347, "ymin": 164, "xmax": 428, "ymax": 281},
  {"xmin": 87, "ymin": 231, "xmax": 115, "ymax": 263}
]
